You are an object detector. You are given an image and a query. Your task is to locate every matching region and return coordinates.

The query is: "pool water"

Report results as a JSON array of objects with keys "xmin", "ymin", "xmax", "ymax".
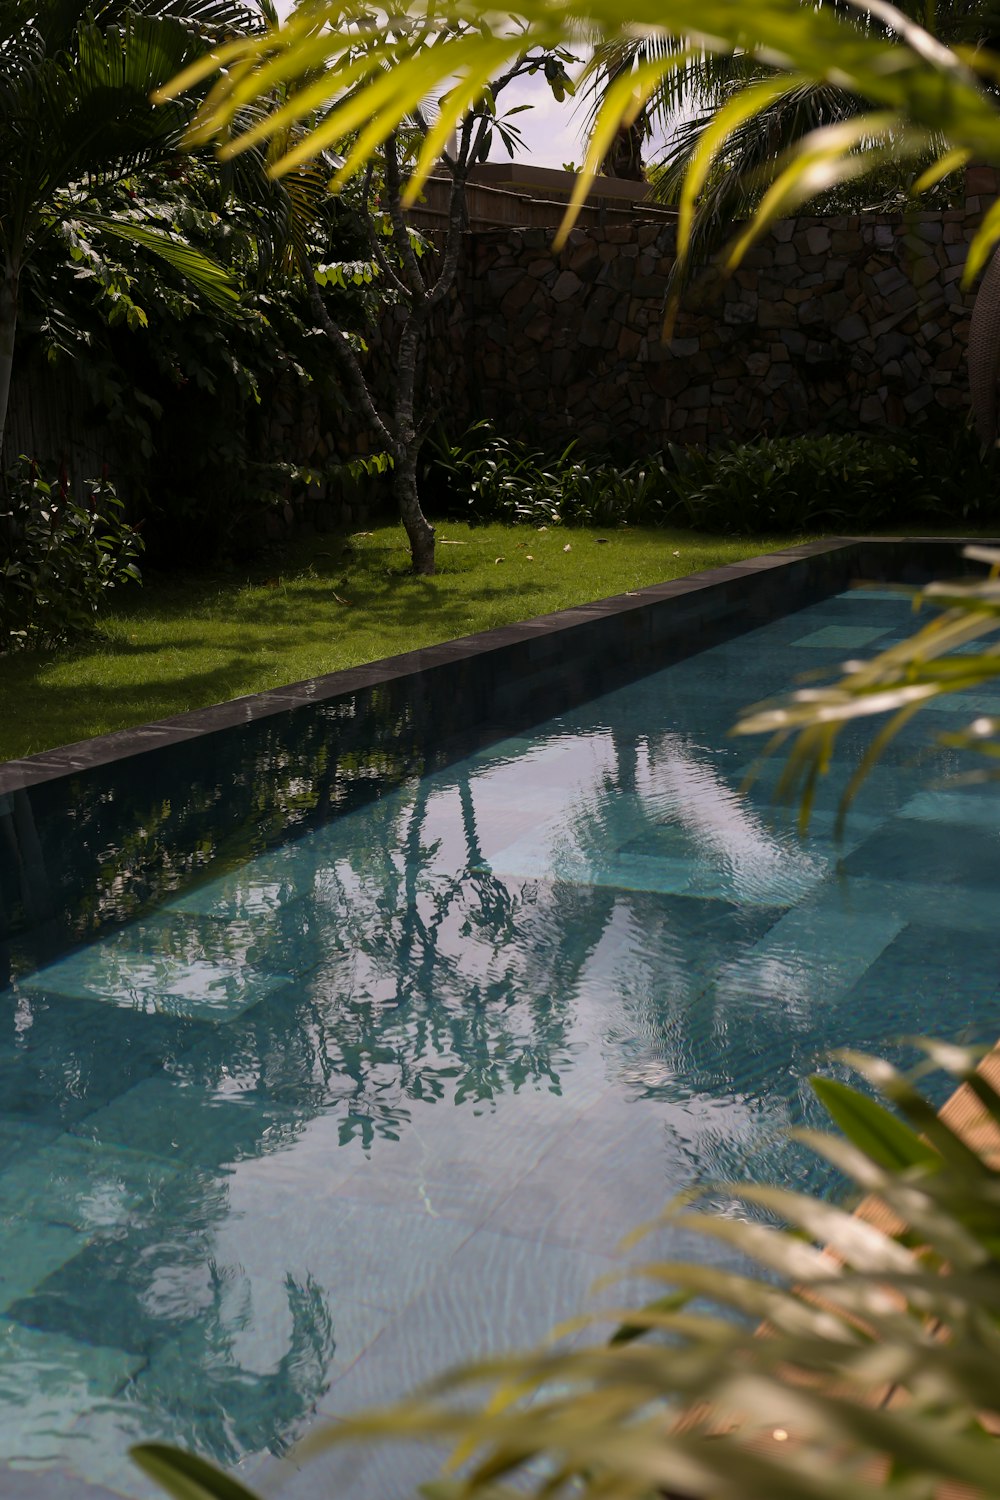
[{"xmin": 2, "ymin": 583, "xmax": 1000, "ymax": 1499}]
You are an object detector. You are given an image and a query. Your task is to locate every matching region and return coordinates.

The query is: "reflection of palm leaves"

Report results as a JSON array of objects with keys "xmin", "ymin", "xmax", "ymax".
[{"xmin": 143, "ymin": 1271, "xmax": 336, "ymax": 1465}]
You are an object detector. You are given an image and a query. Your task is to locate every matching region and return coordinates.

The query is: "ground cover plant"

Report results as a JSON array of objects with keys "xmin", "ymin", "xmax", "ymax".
[
  {"xmin": 0, "ymin": 522, "xmax": 815, "ymax": 762},
  {"xmin": 425, "ymin": 425, "xmax": 1000, "ymax": 535}
]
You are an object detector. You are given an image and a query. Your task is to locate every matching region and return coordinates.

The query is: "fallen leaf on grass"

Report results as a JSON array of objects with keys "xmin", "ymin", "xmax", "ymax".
[
  {"xmin": 537, "ymin": 526, "xmax": 548, "ymax": 533},
  {"xmin": 494, "ymin": 557, "xmax": 504, "ymax": 565},
  {"xmin": 526, "ymin": 554, "xmax": 534, "ymax": 561},
  {"xmin": 332, "ymin": 593, "xmax": 352, "ymax": 606},
  {"xmin": 673, "ymin": 550, "xmax": 680, "ymax": 557},
  {"xmin": 351, "ymin": 531, "xmax": 374, "ymax": 538},
  {"xmin": 563, "ymin": 544, "xmax": 572, "ymax": 553},
  {"xmin": 439, "ymin": 539, "xmax": 467, "ymax": 545}
]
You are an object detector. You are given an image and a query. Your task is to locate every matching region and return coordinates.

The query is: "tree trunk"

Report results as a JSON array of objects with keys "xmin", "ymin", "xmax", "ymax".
[
  {"xmin": 0, "ymin": 260, "xmax": 19, "ymax": 464},
  {"xmin": 394, "ymin": 448, "xmax": 436, "ymax": 575}
]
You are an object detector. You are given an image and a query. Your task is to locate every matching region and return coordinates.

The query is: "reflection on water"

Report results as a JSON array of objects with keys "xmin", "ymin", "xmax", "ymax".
[{"xmin": 0, "ymin": 587, "xmax": 998, "ymax": 1495}]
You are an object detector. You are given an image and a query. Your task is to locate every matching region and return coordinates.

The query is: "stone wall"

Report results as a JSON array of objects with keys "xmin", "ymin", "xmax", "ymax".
[{"xmin": 428, "ymin": 168, "xmax": 999, "ymax": 452}]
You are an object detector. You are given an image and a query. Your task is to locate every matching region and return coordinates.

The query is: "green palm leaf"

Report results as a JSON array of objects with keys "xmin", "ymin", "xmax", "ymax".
[{"xmin": 83, "ymin": 212, "xmax": 238, "ymax": 308}]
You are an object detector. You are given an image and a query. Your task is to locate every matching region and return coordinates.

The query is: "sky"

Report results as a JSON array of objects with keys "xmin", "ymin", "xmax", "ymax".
[
  {"xmin": 489, "ymin": 73, "xmax": 589, "ymax": 168},
  {"xmin": 268, "ymin": 1, "xmax": 593, "ymax": 169}
]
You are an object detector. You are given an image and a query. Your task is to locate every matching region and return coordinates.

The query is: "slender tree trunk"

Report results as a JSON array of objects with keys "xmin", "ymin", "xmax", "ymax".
[
  {"xmin": 0, "ymin": 259, "xmax": 19, "ymax": 464},
  {"xmin": 394, "ymin": 444, "xmax": 435, "ymax": 575}
]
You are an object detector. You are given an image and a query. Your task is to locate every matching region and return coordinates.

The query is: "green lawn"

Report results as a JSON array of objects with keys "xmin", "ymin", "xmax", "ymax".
[{"xmin": 0, "ymin": 520, "xmax": 820, "ymax": 763}]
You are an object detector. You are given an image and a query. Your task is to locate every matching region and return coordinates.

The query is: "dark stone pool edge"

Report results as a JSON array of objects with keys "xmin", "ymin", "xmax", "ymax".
[{"xmin": 0, "ymin": 535, "xmax": 983, "ymax": 798}]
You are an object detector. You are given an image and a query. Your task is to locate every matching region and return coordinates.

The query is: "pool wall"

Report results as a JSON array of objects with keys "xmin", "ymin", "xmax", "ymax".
[{"xmin": 0, "ymin": 537, "xmax": 987, "ymax": 977}]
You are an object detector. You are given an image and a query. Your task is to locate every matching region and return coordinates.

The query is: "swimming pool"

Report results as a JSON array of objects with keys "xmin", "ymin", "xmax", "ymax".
[{"xmin": 1, "ymin": 541, "xmax": 998, "ymax": 1500}]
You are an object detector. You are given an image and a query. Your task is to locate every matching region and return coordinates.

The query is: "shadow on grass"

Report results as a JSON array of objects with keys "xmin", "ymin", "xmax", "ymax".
[
  {"xmin": 0, "ymin": 656, "xmax": 264, "ymax": 759},
  {"xmin": 229, "ymin": 573, "xmax": 556, "ymax": 633}
]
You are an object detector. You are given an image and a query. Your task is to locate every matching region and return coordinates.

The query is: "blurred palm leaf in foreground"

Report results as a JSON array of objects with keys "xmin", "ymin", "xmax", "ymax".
[
  {"xmin": 154, "ymin": 0, "xmax": 1000, "ymax": 301},
  {"xmin": 133, "ymin": 1040, "xmax": 1000, "ymax": 1499},
  {"xmin": 734, "ymin": 545, "xmax": 1000, "ymax": 829}
]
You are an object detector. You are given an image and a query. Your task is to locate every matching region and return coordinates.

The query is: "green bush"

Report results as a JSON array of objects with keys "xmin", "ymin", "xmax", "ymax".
[
  {"xmin": 424, "ymin": 424, "xmax": 999, "ymax": 536},
  {"xmin": 665, "ymin": 432, "xmax": 938, "ymax": 532},
  {"xmin": 0, "ymin": 457, "xmax": 143, "ymax": 651},
  {"xmin": 423, "ymin": 422, "xmax": 674, "ymax": 528}
]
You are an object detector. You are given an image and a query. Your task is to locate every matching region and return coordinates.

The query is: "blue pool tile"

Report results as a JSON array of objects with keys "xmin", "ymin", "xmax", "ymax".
[
  {"xmin": 839, "ymin": 922, "xmax": 1000, "ymax": 1047},
  {"xmin": 0, "ymin": 1135, "xmax": 177, "ymax": 1235},
  {"xmin": 842, "ymin": 818, "xmax": 1000, "ymax": 889},
  {"xmin": 0, "ymin": 1219, "xmax": 89, "ymax": 1313},
  {"xmin": 68, "ymin": 1075, "xmax": 302, "ymax": 1168},
  {"xmin": 316, "ymin": 1229, "xmax": 623, "ymax": 1419},
  {"xmin": 258, "ymin": 1430, "xmax": 448, "ymax": 1500},
  {"xmin": 843, "ymin": 875, "xmax": 1000, "ymax": 936},
  {"xmin": 477, "ymin": 1095, "xmax": 686, "ymax": 1258},
  {"xmin": 0, "ymin": 994, "xmax": 202, "ymax": 1130},
  {"xmin": 716, "ymin": 893, "xmax": 906, "ymax": 1015},
  {"xmin": 18, "ymin": 938, "xmax": 289, "ymax": 1024},
  {"xmin": 0, "ymin": 1460, "xmax": 126, "ymax": 1500},
  {"xmin": 0, "ymin": 1320, "xmax": 142, "ymax": 1464},
  {"xmin": 0, "ymin": 1115, "xmax": 63, "ymax": 1171},
  {"xmin": 792, "ymin": 624, "xmax": 894, "ymax": 648},
  {"xmin": 920, "ymin": 692, "xmax": 1000, "ymax": 718},
  {"xmin": 898, "ymin": 788, "xmax": 1000, "ymax": 828}
]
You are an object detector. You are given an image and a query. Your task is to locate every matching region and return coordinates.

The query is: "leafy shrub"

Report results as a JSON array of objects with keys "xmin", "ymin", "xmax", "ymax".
[
  {"xmin": 422, "ymin": 421, "xmax": 675, "ymax": 528},
  {"xmin": 0, "ymin": 457, "xmax": 143, "ymax": 651},
  {"xmin": 665, "ymin": 432, "xmax": 945, "ymax": 532},
  {"xmin": 425, "ymin": 424, "xmax": 999, "ymax": 536}
]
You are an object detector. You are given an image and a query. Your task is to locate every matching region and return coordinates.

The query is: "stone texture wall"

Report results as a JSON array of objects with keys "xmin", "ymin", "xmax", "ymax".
[
  {"xmin": 254, "ymin": 385, "xmax": 379, "ymax": 545},
  {"xmin": 427, "ymin": 168, "xmax": 999, "ymax": 452}
]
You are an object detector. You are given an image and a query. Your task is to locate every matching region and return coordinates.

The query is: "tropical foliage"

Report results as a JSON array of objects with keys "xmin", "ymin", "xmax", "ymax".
[
  {"xmin": 158, "ymin": 0, "xmax": 1000, "ymax": 321},
  {"xmin": 16, "ymin": 157, "xmax": 379, "ymax": 560},
  {"xmin": 214, "ymin": 22, "xmax": 578, "ymax": 575},
  {"xmin": 0, "ymin": 455, "xmax": 142, "ymax": 650},
  {"xmin": 426, "ymin": 423, "xmax": 996, "ymax": 532},
  {"xmin": 583, "ymin": 0, "xmax": 993, "ymax": 229},
  {"xmin": 0, "ymin": 0, "xmax": 258, "ymax": 460}
]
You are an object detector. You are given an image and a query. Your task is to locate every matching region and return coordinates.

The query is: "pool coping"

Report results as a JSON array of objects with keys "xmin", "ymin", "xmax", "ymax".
[{"xmin": 1, "ymin": 534, "xmax": 988, "ymax": 799}]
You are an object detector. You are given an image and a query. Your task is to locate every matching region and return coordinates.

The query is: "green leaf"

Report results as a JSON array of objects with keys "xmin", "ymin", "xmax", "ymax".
[
  {"xmin": 86, "ymin": 218, "xmax": 238, "ymax": 312},
  {"xmin": 130, "ymin": 1445, "xmax": 261, "ymax": 1500},
  {"xmin": 811, "ymin": 1076, "xmax": 940, "ymax": 1173}
]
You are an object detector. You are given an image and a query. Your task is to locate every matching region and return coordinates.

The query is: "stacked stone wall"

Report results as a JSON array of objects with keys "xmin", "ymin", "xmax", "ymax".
[{"xmin": 427, "ymin": 172, "xmax": 998, "ymax": 452}]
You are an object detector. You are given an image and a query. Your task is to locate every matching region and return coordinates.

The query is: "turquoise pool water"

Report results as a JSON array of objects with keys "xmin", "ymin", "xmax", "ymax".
[{"xmin": 2, "ymin": 583, "xmax": 1000, "ymax": 1499}]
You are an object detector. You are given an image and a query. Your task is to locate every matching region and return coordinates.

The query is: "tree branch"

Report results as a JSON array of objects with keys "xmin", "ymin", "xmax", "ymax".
[
  {"xmin": 301, "ymin": 257, "xmax": 393, "ymax": 453},
  {"xmin": 384, "ymin": 131, "xmax": 429, "ymax": 304},
  {"xmin": 356, "ymin": 159, "xmax": 410, "ymax": 303}
]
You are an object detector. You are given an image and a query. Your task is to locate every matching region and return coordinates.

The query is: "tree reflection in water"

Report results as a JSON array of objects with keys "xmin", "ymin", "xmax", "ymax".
[{"xmin": 0, "ymin": 639, "xmax": 932, "ymax": 1482}]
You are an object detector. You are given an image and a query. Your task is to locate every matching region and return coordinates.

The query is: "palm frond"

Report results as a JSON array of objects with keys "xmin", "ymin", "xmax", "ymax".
[
  {"xmin": 83, "ymin": 212, "xmax": 240, "ymax": 309},
  {"xmin": 733, "ymin": 547, "xmax": 1000, "ymax": 826},
  {"xmin": 154, "ymin": 0, "xmax": 1000, "ymax": 279}
]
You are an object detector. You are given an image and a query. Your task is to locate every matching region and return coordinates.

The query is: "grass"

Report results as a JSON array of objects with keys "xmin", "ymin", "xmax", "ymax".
[{"xmin": 0, "ymin": 519, "xmax": 821, "ymax": 763}]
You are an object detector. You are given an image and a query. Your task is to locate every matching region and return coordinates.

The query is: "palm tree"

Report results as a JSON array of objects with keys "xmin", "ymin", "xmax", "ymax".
[
  {"xmin": 151, "ymin": 0, "xmax": 1000, "ymax": 777},
  {"xmin": 0, "ymin": 0, "xmax": 255, "ymax": 461},
  {"xmin": 155, "ymin": 0, "xmax": 1000, "ymax": 305}
]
